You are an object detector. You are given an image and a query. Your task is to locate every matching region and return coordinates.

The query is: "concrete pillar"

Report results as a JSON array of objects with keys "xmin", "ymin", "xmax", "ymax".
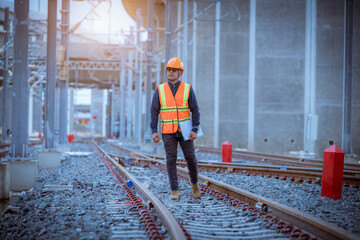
[{"xmin": 303, "ymin": 0, "xmax": 318, "ymax": 156}]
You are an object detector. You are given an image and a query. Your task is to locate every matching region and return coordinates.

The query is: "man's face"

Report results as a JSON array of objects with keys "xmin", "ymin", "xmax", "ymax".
[{"xmin": 167, "ymin": 68, "xmax": 182, "ymax": 81}]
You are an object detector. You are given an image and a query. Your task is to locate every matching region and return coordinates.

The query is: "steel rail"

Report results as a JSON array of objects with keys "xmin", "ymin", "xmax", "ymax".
[
  {"xmin": 92, "ymin": 142, "xmax": 187, "ymax": 240},
  {"xmin": 120, "ymin": 154, "xmax": 360, "ymax": 185},
  {"xmin": 106, "ymin": 143, "xmax": 360, "ymax": 240},
  {"xmin": 196, "ymin": 146, "xmax": 360, "ymax": 171},
  {"xmin": 193, "ymin": 162, "xmax": 360, "ymax": 184}
]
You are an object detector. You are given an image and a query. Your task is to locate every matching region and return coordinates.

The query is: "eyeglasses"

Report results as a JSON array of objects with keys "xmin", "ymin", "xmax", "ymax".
[{"xmin": 167, "ymin": 68, "xmax": 179, "ymax": 72}]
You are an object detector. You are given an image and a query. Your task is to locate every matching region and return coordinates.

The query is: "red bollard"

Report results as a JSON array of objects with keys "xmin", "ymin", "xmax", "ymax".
[
  {"xmin": 321, "ymin": 145, "xmax": 344, "ymax": 200},
  {"xmin": 222, "ymin": 141, "xmax": 232, "ymax": 163},
  {"xmin": 110, "ymin": 134, "xmax": 114, "ymax": 139},
  {"xmin": 39, "ymin": 132, "xmax": 42, "ymax": 138}
]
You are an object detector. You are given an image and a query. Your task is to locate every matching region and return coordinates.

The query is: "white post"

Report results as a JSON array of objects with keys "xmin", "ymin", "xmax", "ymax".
[
  {"xmin": 177, "ymin": 1, "xmax": 182, "ymax": 58},
  {"xmin": 213, "ymin": 1, "xmax": 221, "ymax": 148},
  {"xmin": 183, "ymin": 0, "xmax": 188, "ymax": 83},
  {"xmin": 119, "ymin": 64, "xmax": 126, "ymax": 140},
  {"xmin": 28, "ymin": 88, "xmax": 33, "ymax": 137},
  {"xmin": 248, "ymin": 0, "xmax": 256, "ymax": 152},
  {"xmin": 303, "ymin": 0, "xmax": 317, "ymax": 155},
  {"xmin": 126, "ymin": 51, "xmax": 133, "ymax": 141},
  {"xmin": 192, "ymin": 1, "xmax": 197, "ymax": 92},
  {"xmin": 111, "ymin": 84, "xmax": 115, "ymax": 138},
  {"xmin": 102, "ymin": 90, "xmax": 107, "ymax": 137}
]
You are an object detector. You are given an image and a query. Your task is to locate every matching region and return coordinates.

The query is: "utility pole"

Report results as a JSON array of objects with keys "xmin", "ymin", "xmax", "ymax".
[
  {"xmin": 2, "ymin": 8, "xmax": 10, "ymax": 142},
  {"xmin": 11, "ymin": 0, "xmax": 30, "ymax": 157},
  {"xmin": 119, "ymin": 53, "xmax": 126, "ymax": 140},
  {"xmin": 183, "ymin": 0, "xmax": 188, "ymax": 83},
  {"xmin": 144, "ymin": 0, "xmax": 154, "ymax": 143},
  {"xmin": 126, "ymin": 29, "xmax": 134, "ymax": 141},
  {"xmin": 45, "ymin": 0, "xmax": 57, "ymax": 149},
  {"xmin": 59, "ymin": 0, "xmax": 70, "ymax": 144},
  {"xmin": 134, "ymin": 9, "xmax": 142, "ymax": 145},
  {"xmin": 192, "ymin": 1, "xmax": 197, "ymax": 92},
  {"xmin": 164, "ymin": 0, "xmax": 171, "ymax": 81}
]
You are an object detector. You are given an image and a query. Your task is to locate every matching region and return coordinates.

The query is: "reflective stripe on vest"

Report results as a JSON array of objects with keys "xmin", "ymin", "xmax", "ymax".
[{"xmin": 158, "ymin": 82, "xmax": 191, "ymax": 134}]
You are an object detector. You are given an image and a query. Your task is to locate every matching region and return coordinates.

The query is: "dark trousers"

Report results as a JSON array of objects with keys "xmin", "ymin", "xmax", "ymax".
[{"xmin": 162, "ymin": 133, "xmax": 199, "ymax": 191}]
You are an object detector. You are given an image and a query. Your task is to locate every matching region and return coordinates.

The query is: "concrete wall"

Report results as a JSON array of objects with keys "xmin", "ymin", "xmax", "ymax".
[
  {"xmin": 193, "ymin": 2, "xmax": 216, "ymax": 147},
  {"xmin": 254, "ymin": 0, "xmax": 305, "ymax": 154},
  {"xmin": 170, "ymin": 0, "xmax": 359, "ymax": 157},
  {"xmin": 218, "ymin": 0, "xmax": 249, "ymax": 149},
  {"xmin": 316, "ymin": 0, "xmax": 345, "ymax": 155},
  {"xmin": 353, "ymin": 0, "xmax": 360, "ymax": 156}
]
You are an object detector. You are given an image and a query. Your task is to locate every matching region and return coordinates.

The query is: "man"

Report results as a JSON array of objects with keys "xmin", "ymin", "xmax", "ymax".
[{"xmin": 150, "ymin": 57, "xmax": 201, "ymax": 200}]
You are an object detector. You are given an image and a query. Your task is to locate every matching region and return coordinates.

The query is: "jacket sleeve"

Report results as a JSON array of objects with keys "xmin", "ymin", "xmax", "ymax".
[
  {"xmin": 150, "ymin": 87, "xmax": 160, "ymax": 134},
  {"xmin": 188, "ymin": 86, "xmax": 200, "ymax": 133}
]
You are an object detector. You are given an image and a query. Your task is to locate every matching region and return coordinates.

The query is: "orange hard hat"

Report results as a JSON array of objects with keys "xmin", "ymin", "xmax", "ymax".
[{"xmin": 166, "ymin": 57, "xmax": 184, "ymax": 71}]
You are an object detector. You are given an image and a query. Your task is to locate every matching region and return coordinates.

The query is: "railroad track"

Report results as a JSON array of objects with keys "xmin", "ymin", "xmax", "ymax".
[
  {"xmin": 141, "ymin": 154, "xmax": 360, "ymax": 186},
  {"xmin": 196, "ymin": 146, "xmax": 360, "ymax": 172},
  {"xmin": 93, "ymin": 140, "xmax": 359, "ymax": 240}
]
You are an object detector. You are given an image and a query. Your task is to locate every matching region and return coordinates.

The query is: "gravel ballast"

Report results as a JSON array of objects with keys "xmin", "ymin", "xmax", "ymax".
[
  {"xmin": 111, "ymin": 142, "xmax": 360, "ymax": 237},
  {"xmin": 200, "ymin": 170, "xmax": 360, "ymax": 236},
  {"xmin": 0, "ymin": 143, "xmax": 167, "ymax": 240}
]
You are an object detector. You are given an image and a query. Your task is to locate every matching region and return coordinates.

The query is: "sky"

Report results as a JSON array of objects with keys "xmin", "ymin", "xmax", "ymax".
[
  {"xmin": 1, "ymin": 0, "xmax": 138, "ymax": 104},
  {"xmin": 5, "ymin": 0, "xmax": 137, "ymax": 34}
]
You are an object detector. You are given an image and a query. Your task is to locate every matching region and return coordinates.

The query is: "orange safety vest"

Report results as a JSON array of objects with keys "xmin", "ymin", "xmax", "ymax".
[{"xmin": 158, "ymin": 81, "xmax": 191, "ymax": 134}]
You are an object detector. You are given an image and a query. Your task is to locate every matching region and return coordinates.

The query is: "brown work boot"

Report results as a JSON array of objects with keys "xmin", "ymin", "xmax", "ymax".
[
  {"xmin": 169, "ymin": 191, "xmax": 180, "ymax": 200},
  {"xmin": 190, "ymin": 182, "xmax": 201, "ymax": 199}
]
